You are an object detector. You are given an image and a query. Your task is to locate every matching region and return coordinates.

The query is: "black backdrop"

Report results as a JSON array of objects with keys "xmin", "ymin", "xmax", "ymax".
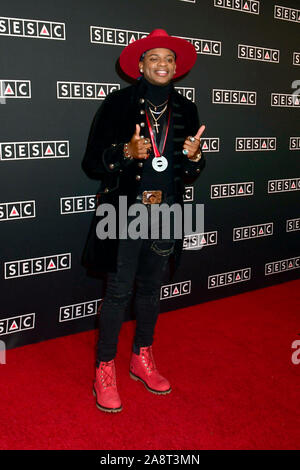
[{"xmin": 0, "ymin": 0, "xmax": 299, "ymax": 349}]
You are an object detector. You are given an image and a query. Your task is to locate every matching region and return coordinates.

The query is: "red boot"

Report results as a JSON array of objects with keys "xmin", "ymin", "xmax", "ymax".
[
  {"xmin": 129, "ymin": 345, "xmax": 171, "ymax": 395},
  {"xmin": 93, "ymin": 359, "xmax": 122, "ymax": 413}
]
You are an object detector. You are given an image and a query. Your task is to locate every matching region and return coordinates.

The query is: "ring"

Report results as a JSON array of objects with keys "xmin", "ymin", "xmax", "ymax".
[
  {"xmin": 144, "ymin": 139, "xmax": 148, "ymax": 144},
  {"xmin": 182, "ymin": 149, "xmax": 189, "ymax": 155},
  {"xmin": 189, "ymin": 136, "xmax": 195, "ymax": 142}
]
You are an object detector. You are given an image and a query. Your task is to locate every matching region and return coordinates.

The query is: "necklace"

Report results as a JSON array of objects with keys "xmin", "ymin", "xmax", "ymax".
[
  {"xmin": 150, "ymin": 108, "xmax": 165, "ymax": 115},
  {"xmin": 145, "ymin": 109, "xmax": 170, "ymax": 173},
  {"xmin": 146, "ymin": 98, "xmax": 168, "ymax": 112},
  {"xmin": 148, "ymin": 104, "xmax": 167, "ymax": 133}
]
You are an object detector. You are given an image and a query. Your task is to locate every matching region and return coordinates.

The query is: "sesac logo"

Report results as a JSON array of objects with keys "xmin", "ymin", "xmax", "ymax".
[
  {"xmin": 4, "ymin": 253, "xmax": 71, "ymax": 279},
  {"xmin": 290, "ymin": 137, "xmax": 300, "ymax": 150},
  {"xmin": 268, "ymin": 178, "xmax": 300, "ymax": 193},
  {"xmin": 208, "ymin": 267, "xmax": 251, "ymax": 289},
  {"xmin": 271, "ymin": 93, "xmax": 300, "ymax": 107},
  {"xmin": 90, "ymin": 26, "xmax": 221, "ymax": 56},
  {"xmin": 233, "ymin": 222, "xmax": 273, "ymax": 241},
  {"xmin": 183, "ymin": 186, "xmax": 194, "ymax": 202},
  {"xmin": 236, "ymin": 137, "xmax": 276, "ymax": 151},
  {"xmin": 61, "ymin": 195, "xmax": 96, "ymax": 214},
  {"xmin": 213, "ymin": 89, "xmax": 256, "ymax": 105},
  {"xmin": 201, "ymin": 138, "xmax": 220, "ymax": 153},
  {"xmin": 176, "ymin": 35, "xmax": 221, "ymax": 56},
  {"xmin": 211, "ymin": 182, "xmax": 254, "ymax": 198},
  {"xmin": 0, "ymin": 141, "xmax": 69, "ymax": 161},
  {"xmin": 91, "ymin": 27, "xmax": 148, "ymax": 46},
  {"xmin": 0, "ymin": 80, "xmax": 31, "ymax": 98},
  {"xmin": 57, "ymin": 82, "xmax": 120, "ymax": 100},
  {"xmin": 293, "ymin": 53, "xmax": 300, "ymax": 66},
  {"xmin": 0, "ymin": 313, "xmax": 35, "ymax": 336},
  {"xmin": 274, "ymin": 5, "xmax": 300, "ymax": 24},
  {"xmin": 286, "ymin": 218, "xmax": 300, "ymax": 232},
  {"xmin": 238, "ymin": 44, "xmax": 280, "ymax": 63},
  {"xmin": 160, "ymin": 280, "xmax": 191, "ymax": 299},
  {"xmin": 183, "ymin": 231, "xmax": 217, "ymax": 250},
  {"xmin": 0, "ymin": 200, "xmax": 35, "ymax": 221},
  {"xmin": 265, "ymin": 256, "xmax": 300, "ymax": 275},
  {"xmin": 175, "ymin": 87, "xmax": 195, "ymax": 102},
  {"xmin": 214, "ymin": 0, "xmax": 260, "ymax": 15},
  {"xmin": 0, "ymin": 16, "xmax": 65, "ymax": 40},
  {"xmin": 59, "ymin": 299, "xmax": 102, "ymax": 322}
]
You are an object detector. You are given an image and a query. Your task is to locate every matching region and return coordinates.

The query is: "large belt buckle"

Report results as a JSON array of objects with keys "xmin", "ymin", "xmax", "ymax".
[{"xmin": 142, "ymin": 190, "xmax": 162, "ymax": 204}]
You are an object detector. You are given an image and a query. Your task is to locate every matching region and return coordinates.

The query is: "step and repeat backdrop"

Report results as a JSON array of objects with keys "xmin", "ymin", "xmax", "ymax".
[{"xmin": 0, "ymin": 0, "xmax": 299, "ymax": 350}]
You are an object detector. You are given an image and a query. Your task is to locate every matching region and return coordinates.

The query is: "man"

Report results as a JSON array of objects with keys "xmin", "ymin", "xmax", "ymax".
[{"xmin": 82, "ymin": 29, "xmax": 206, "ymax": 413}]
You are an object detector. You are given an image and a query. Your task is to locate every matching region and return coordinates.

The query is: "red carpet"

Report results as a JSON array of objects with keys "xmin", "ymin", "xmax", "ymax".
[{"xmin": 1, "ymin": 279, "xmax": 300, "ymax": 450}]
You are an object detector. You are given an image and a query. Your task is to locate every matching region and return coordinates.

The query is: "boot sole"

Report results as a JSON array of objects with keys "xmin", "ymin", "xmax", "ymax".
[
  {"xmin": 93, "ymin": 388, "xmax": 123, "ymax": 413},
  {"xmin": 129, "ymin": 371, "xmax": 172, "ymax": 395}
]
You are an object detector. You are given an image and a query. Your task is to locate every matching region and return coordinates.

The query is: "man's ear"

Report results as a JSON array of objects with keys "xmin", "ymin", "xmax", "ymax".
[{"xmin": 138, "ymin": 61, "xmax": 143, "ymax": 73}]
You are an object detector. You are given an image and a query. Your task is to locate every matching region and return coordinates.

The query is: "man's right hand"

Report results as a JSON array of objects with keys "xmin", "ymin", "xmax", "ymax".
[{"xmin": 126, "ymin": 124, "xmax": 152, "ymax": 159}]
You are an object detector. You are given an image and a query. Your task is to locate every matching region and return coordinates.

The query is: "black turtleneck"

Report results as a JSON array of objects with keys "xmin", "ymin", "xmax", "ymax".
[
  {"xmin": 137, "ymin": 77, "xmax": 175, "ymax": 197},
  {"xmin": 142, "ymin": 76, "xmax": 172, "ymax": 105}
]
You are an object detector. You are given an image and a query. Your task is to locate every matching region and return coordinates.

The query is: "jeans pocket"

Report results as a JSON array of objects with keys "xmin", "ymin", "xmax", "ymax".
[{"xmin": 150, "ymin": 240, "xmax": 175, "ymax": 257}]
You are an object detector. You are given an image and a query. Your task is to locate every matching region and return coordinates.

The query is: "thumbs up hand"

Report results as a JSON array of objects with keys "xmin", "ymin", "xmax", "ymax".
[
  {"xmin": 125, "ymin": 124, "xmax": 152, "ymax": 160},
  {"xmin": 183, "ymin": 125, "xmax": 206, "ymax": 160}
]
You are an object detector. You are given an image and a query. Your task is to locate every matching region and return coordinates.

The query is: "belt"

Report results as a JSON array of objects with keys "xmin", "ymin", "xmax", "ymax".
[{"xmin": 136, "ymin": 190, "xmax": 163, "ymax": 204}]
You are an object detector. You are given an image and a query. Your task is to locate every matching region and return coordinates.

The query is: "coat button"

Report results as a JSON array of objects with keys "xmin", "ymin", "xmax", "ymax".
[
  {"xmin": 140, "ymin": 109, "xmax": 145, "ymax": 115},
  {"xmin": 135, "ymin": 175, "xmax": 141, "ymax": 181},
  {"xmin": 196, "ymin": 168, "xmax": 200, "ymax": 173},
  {"xmin": 139, "ymin": 98, "xmax": 145, "ymax": 104},
  {"xmin": 138, "ymin": 162, "xmax": 143, "ymax": 167},
  {"xmin": 140, "ymin": 122, "xmax": 145, "ymax": 127},
  {"xmin": 184, "ymin": 170, "xmax": 188, "ymax": 174},
  {"xmin": 109, "ymin": 163, "xmax": 115, "ymax": 169},
  {"xmin": 104, "ymin": 188, "xmax": 109, "ymax": 193}
]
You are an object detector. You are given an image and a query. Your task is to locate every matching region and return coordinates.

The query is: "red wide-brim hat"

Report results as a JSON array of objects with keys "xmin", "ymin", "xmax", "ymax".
[{"xmin": 119, "ymin": 29, "xmax": 197, "ymax": 79}]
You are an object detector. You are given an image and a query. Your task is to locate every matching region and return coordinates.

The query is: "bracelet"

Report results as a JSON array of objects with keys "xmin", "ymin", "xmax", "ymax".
[
  {"xmin": 123, "ymin": 143, "xmax": 133, "ymax": 160},
  {"xmin": 189, "ymin": 149, "xmax": 202, "ymax": 162}
]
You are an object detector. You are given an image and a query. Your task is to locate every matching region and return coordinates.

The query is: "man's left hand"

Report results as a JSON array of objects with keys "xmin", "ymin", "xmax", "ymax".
[{"xmin": 183, "ymin": 125, "xmax": 206, "ymax": 159}]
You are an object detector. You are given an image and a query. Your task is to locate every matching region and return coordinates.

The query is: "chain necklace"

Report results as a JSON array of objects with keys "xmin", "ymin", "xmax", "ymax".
[
  {"xmin": 146, "ymin": 98, "xmax": 168, "ymax": 112},
  {"xmin": 148, "ymin": 104, "xmax": 168, "ymax": 133}
]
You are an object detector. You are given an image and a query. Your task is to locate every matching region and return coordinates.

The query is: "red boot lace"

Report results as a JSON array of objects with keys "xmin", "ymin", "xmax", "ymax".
[
  {"xmin": 140, "ymin": 346, "xmax": 157, "ymax": 372},
  {"xmin": 99, "ymin": 360, "xmax": 116, "ymax": 388}
]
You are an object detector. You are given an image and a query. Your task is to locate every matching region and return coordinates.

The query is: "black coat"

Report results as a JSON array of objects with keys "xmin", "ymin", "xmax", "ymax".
[{"xmin": 81, "ymin": 78, "xmax": 206, "ymax": 277}]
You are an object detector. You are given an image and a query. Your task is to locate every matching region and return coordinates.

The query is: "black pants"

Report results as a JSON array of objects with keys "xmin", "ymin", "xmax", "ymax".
[{"xmin": 96, "ymin": 194, "xmax": 177, "ymax": 365}]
